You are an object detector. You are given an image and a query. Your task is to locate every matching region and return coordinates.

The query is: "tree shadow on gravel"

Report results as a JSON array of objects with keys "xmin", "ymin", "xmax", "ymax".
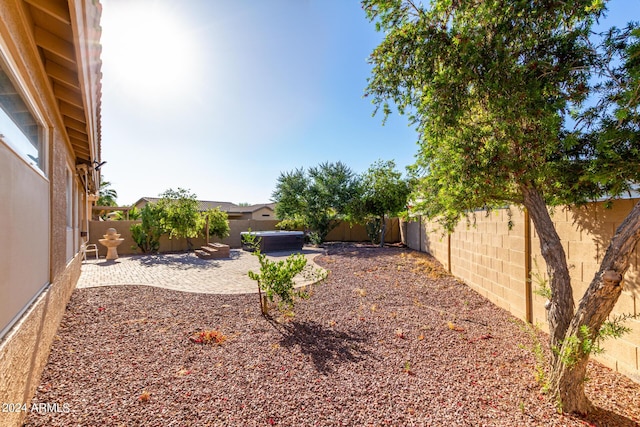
[
  {"xmin": 321, "ymin": 242, "xmax": 408, "ymax": 258},
  {"xmin": 132, "ymin": 250, "xmax": 242, "ymax": 269},
  {"xmin": 575, "ymin": 406, "xmax": 640, "ymax": 427},
  {"xmin": 136, "ymin": 253, "xmax": 222, "ymax": 269},
  {"xmin": 269, "ymin": 320, "xmax": 373, "ymax": 374}
]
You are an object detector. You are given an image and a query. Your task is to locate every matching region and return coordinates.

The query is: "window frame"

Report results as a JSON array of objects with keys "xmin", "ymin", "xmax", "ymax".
[{"xmin": 0, "ymin": 43, "xmax": 49, "ymax": 178}]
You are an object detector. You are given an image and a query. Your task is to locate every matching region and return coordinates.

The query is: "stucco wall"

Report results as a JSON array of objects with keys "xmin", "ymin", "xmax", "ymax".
[
  {"xmin": 0, "ymin": 254, "xmax": 81, "ymax": 427},
  {"xmin": 0, "ymin": 1, "xmax": 92, "ymax": 425},
  {"xmin": 403, "ymin": 200, "xmax": 640, "ymax": 383},
  {"xmin": 250, "ymin": 207, "xmax": 275, "ymax": 220},
  {"xmin": 88, "ymin": 220, "xmax": 283, "ymax": 255}
]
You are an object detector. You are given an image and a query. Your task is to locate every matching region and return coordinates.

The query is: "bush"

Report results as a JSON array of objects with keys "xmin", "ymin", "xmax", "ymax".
[
  {"xmin": 204, "ymin": 208, "xmax": 230, "ymax": 239},
  {"xmin": 248, "ymin": 251, "xmax": 308, "ymax": 315},
  {"xmin": 130, "ymin": 203, "xmax": 163, "ymax": 253}
]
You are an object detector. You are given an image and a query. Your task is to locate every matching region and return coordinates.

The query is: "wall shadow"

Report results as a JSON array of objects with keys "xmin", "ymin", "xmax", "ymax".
[{"xmin": 568, "ymin": 201, "xmax": 640, "ymax": 296}]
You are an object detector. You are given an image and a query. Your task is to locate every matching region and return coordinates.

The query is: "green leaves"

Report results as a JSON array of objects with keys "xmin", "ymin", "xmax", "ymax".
[
  {"xmin": 204, "ymin": 207, "xmax": 230, "ymax": 240},
  {"xmin": 364, "ymin": 0, "xmax": 633, "ymax": 228},
  {"xmin": 157, "ymin": 188, "xmax": 202, "ymax": 240},
  {"xmin": 129, "ymin": 188, "xmax": 230, "ymax": 252},
  {"xmin": 130, "ymin": 203, "xmax": 164, "ymax": 253},
  {"xmin": 97, "ymin": 179, "xmax": 118, "ymax": 207},
  {"xmin": 248, "ymin": 251, "xmax": 308, "ymax": 312},
  {"xmin": 353, "ymin": 160, "xmax": 410, "ymax": 245},
  {"xmin": 272, "ymin": 162, "xmax": 359, "ymax": 243}
]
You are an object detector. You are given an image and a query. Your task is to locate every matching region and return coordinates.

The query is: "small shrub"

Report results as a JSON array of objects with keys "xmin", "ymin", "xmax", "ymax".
[
  {"xmin": 138, "ymin": 390, "xmax": 151, "ymax": 403},
  {"xmin": 190, "ymin": 329, "xmax": 227, "ymax": 345},
  {"xmin": 241, "ymin": 228, "xmax": 262, "ymax": 252},
  {"xmin": 248, "ymin": 251, "xmax": 308, "ymax": 315},
  {"xmin": 248, "ymin": 250, "xmax": 326, "ymax": 315},
  {"xmin": 307, "ymin": 231, "xmax": 323, "ymax": 246}
]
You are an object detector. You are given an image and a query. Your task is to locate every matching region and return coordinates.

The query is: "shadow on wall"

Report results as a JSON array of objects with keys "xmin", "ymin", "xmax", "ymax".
[
  {"xmin": 567, "ymin": 199, "xmax": 640, "ymax": 296},
  {"xmin": 404, "ymin": 216, "xmax": 446, "ymax": 257}
]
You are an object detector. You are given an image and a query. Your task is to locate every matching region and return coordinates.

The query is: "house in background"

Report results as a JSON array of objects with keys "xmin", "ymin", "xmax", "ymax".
[
  {"xmin": 0, "ymin": 1, "xmax": 102, "ymax": 425},
  {"xmin": 133, "ymin": 197, "xmax": 277, "ymax": 220}
]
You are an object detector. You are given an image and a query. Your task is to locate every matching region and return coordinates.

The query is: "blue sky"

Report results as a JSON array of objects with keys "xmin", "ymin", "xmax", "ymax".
[{"xmin": 100, "ymin": 0, "xmax": 636, "ymax": 206}]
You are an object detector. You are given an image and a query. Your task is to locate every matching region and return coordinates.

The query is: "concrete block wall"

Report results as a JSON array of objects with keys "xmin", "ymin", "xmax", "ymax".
[
  {"xmin": 426, "ymin": 209, "xmax": 529, "ymax": 322},
  {"xmin": 403, "ymin": 199, "xmax": 640, "ymax": 383},
  {"xmin": 529, "ymin": 201, "xmax": 640, "ymax": 381}
]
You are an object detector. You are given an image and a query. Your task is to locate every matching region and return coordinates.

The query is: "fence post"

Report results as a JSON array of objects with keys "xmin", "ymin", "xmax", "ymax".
[
  {"xmin": 419, "ymin": 215, "xmax": 423, "ymax": 252},
  {"xmin": 524, "ymin": 208, "xmax": 533, "ymax": 323},
  {"xmin": 447, "ymin": 232, "xmax": 452, "ymax": 274}
]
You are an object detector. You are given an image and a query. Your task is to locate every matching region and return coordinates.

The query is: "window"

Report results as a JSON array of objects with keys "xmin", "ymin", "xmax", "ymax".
[{"xmin": 0, "ymin": 61, "xmax": 45, "ymax": 174}]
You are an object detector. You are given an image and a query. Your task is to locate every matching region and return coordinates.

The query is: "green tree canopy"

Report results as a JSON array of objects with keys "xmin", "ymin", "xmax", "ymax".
[
  {"xmin": 204, "ymin": 207, "xmax": 230, "ymax": 240},
  {"xmin": 97, "ymin": 179, "xmax": 117, "ymax": 207},
  {"xmin": 352, "ymin": 159, "xmax": 410, "ymax": 246},
  {"xmin": 272, "ymin": 161, "xmax": 360, "ymax": 242},
  {"xmin": 365, "ymin": 0, "xmax": 640, "ymax": 415},
  {"xmin": 130, "ymin": 203, "xmax": 163, "ymax": 253},
  {"xmin": 157, "ymin": 188, "xmax": 203, "ymax": 249}
]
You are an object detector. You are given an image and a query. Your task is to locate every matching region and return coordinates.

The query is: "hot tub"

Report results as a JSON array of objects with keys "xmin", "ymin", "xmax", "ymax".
[{"xmin": 240, "ymin": 231, "xmax": 304, "ymax": 252}]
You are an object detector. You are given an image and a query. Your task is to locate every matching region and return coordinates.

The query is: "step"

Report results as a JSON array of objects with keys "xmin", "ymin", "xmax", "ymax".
[
  {"xmin": 206, "ymin": 243, "xmax": 230, "ymax": 258},
  {"xmin": 200, "ymin": 245, "xmax": 218, "ymax": 254},
  {"xmin": 195, "ymin": 249, "xmax": 213, "ymax": 259}
]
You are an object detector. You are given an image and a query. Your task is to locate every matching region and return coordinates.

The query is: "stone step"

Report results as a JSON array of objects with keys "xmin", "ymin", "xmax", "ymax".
[
  {"xmin": 200, "ymin": 245, "xmax": 218, "ymax": 254},
  {"xmin": 195, "ymin": 249, "xmax": 214, "ymax": 259},
  {"xmin": 206, "ymin": 243, "xmax": 230, "ymax": 258}
]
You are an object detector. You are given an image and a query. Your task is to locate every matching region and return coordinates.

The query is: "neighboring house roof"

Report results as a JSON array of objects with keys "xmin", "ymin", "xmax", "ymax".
[
  {"xmin": 228, "ymin": 203, "xmax": 276, "ymax": 213},
  {"xmin": 132, "ymin": 198, "xmax": 275, "ymax": 215}
]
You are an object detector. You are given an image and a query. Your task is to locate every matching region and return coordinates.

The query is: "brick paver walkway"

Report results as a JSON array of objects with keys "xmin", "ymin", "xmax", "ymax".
[{"xmin": 77, "ymin": 248, "xmax": 326, "ymax": 294}]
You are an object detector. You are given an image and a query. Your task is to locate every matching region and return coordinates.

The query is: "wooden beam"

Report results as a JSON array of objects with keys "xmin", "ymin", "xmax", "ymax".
[
  {"xmin": 59, "ymin": 101, "xmax": 86, "ymax": 123},
  {"xmin": 53, "ymin": 83, "xmax": 83, "ymax": 108},
  {"xmin": 69, "ymin": 137, "xmax": 90, "ymax": 155},
  {"xmin": 67, "ymin": 127, "xmax": 87, "ymax": 141},
  {"xmin": 25, "ymin": 0, "xmax": 71, "ymax": 25},
  {"xmin": 34, "ymin": 26, "xmax": 75, "ymax": 64},
  {"xmin": 65, "ymin": 116, "xmax": 88, "ymax": 133},
  {"xmin": 71, "ymin": 148, "xmax": 90, "ymax": 160},
  {"xmin": 45, "ymin": 60, "xmax": 79, "ymax": 90}
]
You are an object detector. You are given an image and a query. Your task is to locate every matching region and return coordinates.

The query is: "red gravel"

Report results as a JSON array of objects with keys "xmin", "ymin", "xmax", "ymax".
[{"xmin": 24, "ymin": 244, "xmax": 640, "ymax": 426}]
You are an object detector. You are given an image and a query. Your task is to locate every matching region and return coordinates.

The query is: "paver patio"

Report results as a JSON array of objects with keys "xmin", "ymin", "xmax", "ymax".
[{"xmin": 77, "ymin": 247, "xmax": 326, "ymax": 294}]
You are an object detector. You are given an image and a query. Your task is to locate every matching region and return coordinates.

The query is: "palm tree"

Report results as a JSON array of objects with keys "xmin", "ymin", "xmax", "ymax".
[
  {"xmin": 97, "ymin": 179, "xmax": 118, "ymax": 207},
  {"xmin": 95, "ymin": 179, "xmax": 118, "ymax": 220}
]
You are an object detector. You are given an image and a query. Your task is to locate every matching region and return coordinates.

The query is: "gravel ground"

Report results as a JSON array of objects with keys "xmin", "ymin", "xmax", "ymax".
[{"xmin": 24, "ymin": 244, "xmax": 640, "ymax": 426}]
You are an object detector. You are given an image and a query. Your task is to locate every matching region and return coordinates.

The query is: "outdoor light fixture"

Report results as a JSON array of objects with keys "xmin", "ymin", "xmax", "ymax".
[{"xmin": 93, "ymin": 160, "xmax": 106, "ymax": 171}]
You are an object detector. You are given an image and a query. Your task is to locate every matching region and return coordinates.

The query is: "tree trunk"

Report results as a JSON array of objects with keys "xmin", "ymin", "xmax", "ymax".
[
  {"xmin": 523, "ymin": 184, "xmax": 640, "ymax": 414},
  {"xmin": 549, "ymin": 200, "xmax": 640, "ymax": 414},
  {"xmin": 521, "ymin": 185, "xmax": 574, "ymax": 352},
  {"xmin": 380, "ymin": 214, "xmax": 387, "ymax": 247}
]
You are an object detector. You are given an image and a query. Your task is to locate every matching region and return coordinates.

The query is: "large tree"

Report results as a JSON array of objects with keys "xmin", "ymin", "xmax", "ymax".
[
  {"xmin": 364, "ymin": 0, "xmax": 640, "ymax": 415},
  {"xmin": 352, "ymin": 159, "xmax": 410, "ymax": 246},
  {"xmin": 157, "ymin": 188, "xmax": 203, "ymax": 250},
  {"xmin": 272, "ymin": 161, "xmax": 360, "ymax": 242}
]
